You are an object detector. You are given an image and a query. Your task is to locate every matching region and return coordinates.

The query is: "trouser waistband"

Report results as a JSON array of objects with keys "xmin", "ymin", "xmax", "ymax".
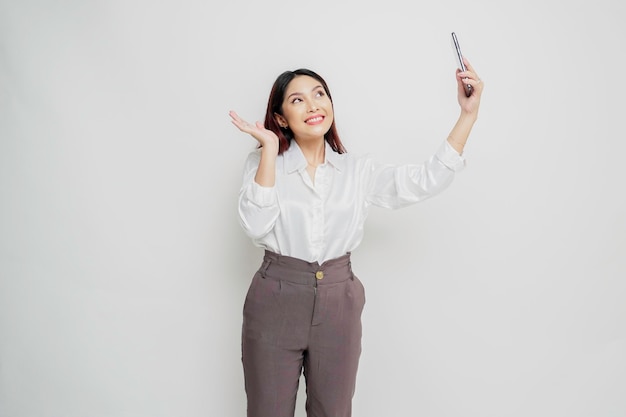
[{"xmin": 259, "ymin": 250, "xmax": 353, "ymax": 285}]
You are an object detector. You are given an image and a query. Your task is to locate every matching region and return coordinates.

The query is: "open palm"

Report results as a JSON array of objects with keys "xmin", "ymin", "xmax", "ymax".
[{"xmin": 229, "ymin": 110, "xmax": 279, "ymax": 151}]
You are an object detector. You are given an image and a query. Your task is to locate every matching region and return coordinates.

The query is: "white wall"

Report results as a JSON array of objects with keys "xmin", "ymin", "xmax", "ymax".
[{"xmin": 1, "ymin": 0, "xmax": 625, "ymax": 416}]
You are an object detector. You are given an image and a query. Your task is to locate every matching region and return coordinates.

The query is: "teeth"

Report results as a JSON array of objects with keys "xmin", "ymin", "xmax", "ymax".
[{"xmin": 307, "ymin": 116, "xmax": 322, "ymax": 123}]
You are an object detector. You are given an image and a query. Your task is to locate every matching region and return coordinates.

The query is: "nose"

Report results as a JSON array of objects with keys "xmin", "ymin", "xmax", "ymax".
[{"xmin": 307, "ymin": 100, "xmax": 318, "ymax": 112}]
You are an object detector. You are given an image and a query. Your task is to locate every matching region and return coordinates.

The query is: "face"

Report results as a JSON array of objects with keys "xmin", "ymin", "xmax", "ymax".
[{"xmin": 275, "ymin": 75, "xmax": 334, "ymax": 143}]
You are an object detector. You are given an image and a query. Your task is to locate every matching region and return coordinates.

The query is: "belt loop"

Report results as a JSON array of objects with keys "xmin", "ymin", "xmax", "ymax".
[
  {"xmin": 348, "ymin": 258, "xmax": 354, "ymax": 280},
  {"xmin": 259, "ymin": 258, "xmax": 271, "ymax": 278}
]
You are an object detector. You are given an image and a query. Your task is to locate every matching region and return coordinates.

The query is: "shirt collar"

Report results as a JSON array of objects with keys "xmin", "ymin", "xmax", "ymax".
[{"xmin": 283, "ymin": 140, "xmax": 346, "ymax": 174}]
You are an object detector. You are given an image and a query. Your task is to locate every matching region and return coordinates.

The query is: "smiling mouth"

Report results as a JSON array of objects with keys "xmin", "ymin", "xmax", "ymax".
[{"xmin": 305, "ymin": 116, "xmax": 324, "ymax": 124}]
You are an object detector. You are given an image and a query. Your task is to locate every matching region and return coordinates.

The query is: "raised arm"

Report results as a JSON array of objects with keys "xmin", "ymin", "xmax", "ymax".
[
  {"xmin": 229, "ymin": 110, "xmax": 279, "ymax": 187},
  {"xmin": 446, "ymin": 57, "xmax": 484, "ymax": 154}
]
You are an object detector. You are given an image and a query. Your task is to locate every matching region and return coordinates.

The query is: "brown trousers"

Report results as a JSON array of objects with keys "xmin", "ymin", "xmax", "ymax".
[{"xmin": 242, "ymin": 250, "xmax": 366, "ymax": 417}]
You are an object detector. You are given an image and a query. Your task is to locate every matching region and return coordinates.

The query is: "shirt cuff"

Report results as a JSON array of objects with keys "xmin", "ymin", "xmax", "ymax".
[
  {"xmin": 245, "ymin": 181, "xmax": 277, "ymax": 207},
  {"xmin": 436, "ymin": 141, "xmax": 466, "ymax": 172}
]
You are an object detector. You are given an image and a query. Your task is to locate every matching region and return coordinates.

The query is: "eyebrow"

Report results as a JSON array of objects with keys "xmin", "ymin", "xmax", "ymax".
[{"xmin": 286, "ymin": 84, "xmax": 324, "ymax": 100}]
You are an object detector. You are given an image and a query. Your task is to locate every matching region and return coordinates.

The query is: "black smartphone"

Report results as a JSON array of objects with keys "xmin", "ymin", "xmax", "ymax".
[{"xmin": 451, "ymin": 32, "xmax": 473, "ymax": 97}]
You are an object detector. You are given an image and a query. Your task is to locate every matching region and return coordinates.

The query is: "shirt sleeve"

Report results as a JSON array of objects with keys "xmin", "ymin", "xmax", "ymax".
[
  {"xmin": 237, "ymin": 150, "xmax": 281, "ymax": 239},
  {"xmin": 365, "ymin": 140, "xmax": 466, "ymax": 209}
]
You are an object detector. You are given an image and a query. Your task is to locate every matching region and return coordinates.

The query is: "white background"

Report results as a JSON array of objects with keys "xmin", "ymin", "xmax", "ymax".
[{"xmin": 1, "ymin": 0, "xmax": 625, "ymax": 416}]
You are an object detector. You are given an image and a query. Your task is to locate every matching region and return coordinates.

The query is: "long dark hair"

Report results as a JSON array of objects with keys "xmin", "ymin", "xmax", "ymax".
[{"xmin": 263, "ymin": 68, "xmax": 347, "ymax": 155}]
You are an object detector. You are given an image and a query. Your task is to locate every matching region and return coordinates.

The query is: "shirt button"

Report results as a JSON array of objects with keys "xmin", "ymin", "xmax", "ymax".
[{"xmin": 315, "ymin": 271, "xmax": 324, "ymax": 280}]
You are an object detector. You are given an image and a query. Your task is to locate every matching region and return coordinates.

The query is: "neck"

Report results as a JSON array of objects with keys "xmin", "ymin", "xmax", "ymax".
[{"xmin": 295, "ymin": 138, "xmax": 325, "ymax": 167}]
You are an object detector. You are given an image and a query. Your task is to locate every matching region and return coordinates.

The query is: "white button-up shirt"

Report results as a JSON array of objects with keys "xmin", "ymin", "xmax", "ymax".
[{"xmin": 238, "ymin": 140, "xmax": 465, "ymax": 263}]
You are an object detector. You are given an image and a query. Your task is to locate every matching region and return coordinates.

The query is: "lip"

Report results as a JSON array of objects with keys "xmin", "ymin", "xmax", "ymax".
[{"xmin": 304, "ymin": 114, "xmax": 325, "ymax": 125}]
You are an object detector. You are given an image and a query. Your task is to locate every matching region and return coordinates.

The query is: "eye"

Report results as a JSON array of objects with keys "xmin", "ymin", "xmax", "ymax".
[
  {"xmin": 315, "ymin": 90, "xmax": 325, "ymax": 98},
  {"xmin": 291, "ymin": 97, "xmax": 303, "ymax": 104}
]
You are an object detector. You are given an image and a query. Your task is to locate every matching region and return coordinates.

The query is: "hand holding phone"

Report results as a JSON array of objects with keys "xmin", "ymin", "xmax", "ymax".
[{"xmin": 451, "ymin": 32, "xmax": 472, "ymax": 97}]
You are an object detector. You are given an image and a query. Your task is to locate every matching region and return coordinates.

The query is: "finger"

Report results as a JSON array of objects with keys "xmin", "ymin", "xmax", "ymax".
[
  {"xmin": 230, "ymin": 119, "xmax": 247, "ymax": 131},
  {"xmin": 229, "ymin": 110, "xmax": 243, "ymax": 123},
  {"xmin": 460, "ymin": 57, "xmax": 481, "ymax": 82},
  {"xmin": 457, "ymin": 70, "xmax": 481, "ymax": 88},
  {"xmin": 463, "ymin": 73, "xmax": 483, "ymax": 90},
  {"xmin": 229, "ymin": 111, "xmax": 253, "ymax": 131},
  {"xmin": 457, "ymin": 79, "xmax": 467, "ymax": 97},
  {"xmin": 229, "ymin": 110, "xmax": 249, "ymax": 125}
]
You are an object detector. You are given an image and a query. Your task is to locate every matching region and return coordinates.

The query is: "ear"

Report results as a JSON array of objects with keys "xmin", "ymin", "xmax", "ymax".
[{"xmin": 274, "ymin": 113, "xmax": 288, "ymax": 128}]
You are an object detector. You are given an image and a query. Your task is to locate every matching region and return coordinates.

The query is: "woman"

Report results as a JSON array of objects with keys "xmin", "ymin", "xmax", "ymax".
[{"xmin": 229, "ymin": 59, "xmax": 483, "ymax": 417}]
